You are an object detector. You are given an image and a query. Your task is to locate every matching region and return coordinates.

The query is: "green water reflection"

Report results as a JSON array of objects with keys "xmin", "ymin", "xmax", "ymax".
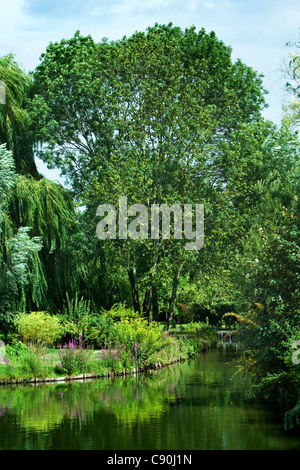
[{"xmin": 0, "ymin": 344, "xmax": 299, "ymax": 450}]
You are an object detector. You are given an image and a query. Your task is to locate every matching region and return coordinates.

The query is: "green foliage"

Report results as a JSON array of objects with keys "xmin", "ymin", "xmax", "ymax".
[
  {"xmin": 0, "ymin": 54, "xmax": 38, "ymax": 176},
  {"xmin": 282, "ymin": 35, "xmax": 300, "ymax": 131},
  {"xmin": 1, "ymin": 339, "xmax": 49, "ymax": 380},
  {"xmin": 5, "ymin": 227, "xmax": 45, "ymax": 307},
  {"xmin": 15, "ymin": 311, "xmax": 64, "ymax": 347},
  {"xmin": 0, "ymin": 144, "xmax": 74, "ymax": 330},
  {"xmin": 12, "ymin": 176, "xmax": 76, "ymax": 254},
  {"xmin": 5, "ymin": 339, "xmax": 29, "ymax": 360},
  {"xmin": 97, "ymin": 343, "xmax": 129, "ymax": 373},
  {"xmin": 0, "ymin": 144, "xmax": 16, "ymax": 208},
  {"xmin": 56, "ymin": 336, "xmax": 92, "ymax": 375},
  {"xmin": 108, "ymin": 317, "xmax": 174, "ymax": 367},
  {"xmin": 63, "ymin": 293, "xmax": 91, "ymax": 322},
  {"xmin": 102, "ymin": 303, "xmax": 141, "ymax": 322},
  {"xmin": 19, "ymin": 347, "xmax": 48, "ymax": 378},
  {"xmin": 9, "ymin": 177, "xmax": 83, "ymax": 312},
  {"xmin": 60, "ymin": 294, "xmax": 115, "ymax": 347},
  {"xmin": 239, "ymin": 201, "xmax": 299, "ymax": 372},
  {"xmin": 231, "ymin": 163, "xmax": 300, "ymax": 425},
  {"xmin": 30, "ymin": 25, "xmax": 267, "ymax": 324},
  {"xmin": 0, "ymin": 221, "xmax": 45, "ymax": 330},
  {"xmin": 81, "ymin": 314, "xmax": 114, "ymax": 349}
]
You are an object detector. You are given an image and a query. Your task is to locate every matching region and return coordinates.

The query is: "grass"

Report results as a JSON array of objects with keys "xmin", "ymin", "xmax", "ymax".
[{"xmin": 0, "ymin": 322, "xmax": 219, "ymax": 383}]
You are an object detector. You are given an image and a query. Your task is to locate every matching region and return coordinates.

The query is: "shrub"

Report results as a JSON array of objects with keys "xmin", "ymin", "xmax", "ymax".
[
  {"xmin": 97, "ymin": 342, "xmax": 129, "ymax": 373},
  {"xmin": 60, "ymin": 303, "xmax": 141, "ymax": 348},
  {"xmin": 84, "ymin": 314, "xmax": 115, "ymax": 348},
  {"xmin": 63, "ymin": 293, "xmax": 91, "ymax": 322},
  {"xmin": 5, "ymin": 339, "xmax": 29, "ymax": 360},
  {"xmin": 15, "ymin": 311, "xmax": 64, "ymax": 347},
  {"xmin": 61, "ymin": 312, "xmax": 115, "ymax": 348},
  {"xmin": 19, "ymin": 347, "xmax": 48, "ymax": 378},
  {"xmin": 2, "ymin": 357, "xmax": 16, "ymax": 380},
  {"xmin": 109, "ymin": 318, "xmax": 171, "ymax": 367},
  {"xmin": 102, "ymin": 303, "xmax": 141, "ymax": 322},
  {"xmin": 56, "ymin": 334, "xmax": 92, "ymax": 375}
]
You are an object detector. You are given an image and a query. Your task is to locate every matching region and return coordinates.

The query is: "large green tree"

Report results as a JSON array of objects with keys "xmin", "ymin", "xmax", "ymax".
[
  {"xmin": 224, "ymin": 124, "xmax": 300, "ymax": 426},
  {"xmin": 30, "ymin": 24, "xmax": 267, "ymax": 323},
  {"xmin": 0, "ymin": 55, "xmax": 93, "ymax": 317}
]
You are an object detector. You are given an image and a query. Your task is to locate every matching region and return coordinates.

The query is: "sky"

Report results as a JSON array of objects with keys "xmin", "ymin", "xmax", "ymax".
[{"xmin": 0, "ymin": 0, "xmax": 299, "ymax": 182}]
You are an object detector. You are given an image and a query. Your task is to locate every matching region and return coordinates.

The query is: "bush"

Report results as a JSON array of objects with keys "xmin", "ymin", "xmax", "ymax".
[
  {"xmin": 19, "ymin": 347, "xmax": 49, "ymax": 378},
  {"xmin": 15, "ymin": 311, "xmax": 64, "ymax": 347},
  {"xmin": 96, "ymin": 342, "xmax": 130, "ymax": 373},
  {"xmin": 84, "ymin": 314, "xmax": 115, "ymax": 348},
  {"xmin": 1, "ymin": 340, "xmax": 49, "ymax": 379},
  {"xmin": 61, "ymin": 312, "xmax": 115, "ymax": 348},
  {"xmin": 56, "ymin": 334, "xmax": 92, "ymax": 375},
  {"xmin": 102, "ymin": 303, "xmax": 141, "ymax": 322},
  {"xmin": 5, "ymin": 339, "xmax": 29, "ymax": 360},
  {"xmin": 109, "ymin": 318, "xmax": 173, "ymax": 368}
]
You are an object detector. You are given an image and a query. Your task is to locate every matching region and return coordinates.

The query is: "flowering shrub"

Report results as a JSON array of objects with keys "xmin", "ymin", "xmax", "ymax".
[
  {"xmin": 61, "ymin": 313, "xmax": 115, "ymax": 348},
  {"xmin": 56, "ymin": 334, "xmax": 92, "ymax": 375},
  {"xmin": 0, "ymin": 339, "xmax": 49, "ymax": 380},
  {"xmin": 109, "ymin": 318, "xmax": 174, "ymax": 367},
  {"xmin": 97, "ymin": 342, "xmax": 129, "ymax": 373},
  {"xmin": 3, "ymin": 357, "xmax": 16, "ymax": 379},
  {"xmin": 62, "ymin": 319, "xmax": 81, "ymax": 339}
]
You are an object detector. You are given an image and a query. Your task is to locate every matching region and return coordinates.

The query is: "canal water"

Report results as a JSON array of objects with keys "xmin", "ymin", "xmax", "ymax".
[{"xmin": 0, "ymin": 344, "xmax": 299, "ymax": 450}]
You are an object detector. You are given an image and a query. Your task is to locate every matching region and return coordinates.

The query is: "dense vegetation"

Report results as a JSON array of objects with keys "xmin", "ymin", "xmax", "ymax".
[{"xmin": 0, "ymin": 24, "xmax": 299, "ymax": 429}]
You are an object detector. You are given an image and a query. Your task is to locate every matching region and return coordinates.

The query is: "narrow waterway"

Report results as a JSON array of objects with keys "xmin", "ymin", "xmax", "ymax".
[{"xmin": 0, "ymin": 344, "xmax": 299, "ymax": 450}]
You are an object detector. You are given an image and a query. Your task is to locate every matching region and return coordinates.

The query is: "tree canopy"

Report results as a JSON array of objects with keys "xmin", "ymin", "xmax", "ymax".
[{"xmin": 30, "ymin": 24, "xmax": 268, "ymax": 324}]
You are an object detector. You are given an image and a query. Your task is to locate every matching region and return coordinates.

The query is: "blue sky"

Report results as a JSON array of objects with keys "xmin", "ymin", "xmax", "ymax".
[{"xmin": 0, "ymin": 0, "xmax": 299, "ymax": 181}]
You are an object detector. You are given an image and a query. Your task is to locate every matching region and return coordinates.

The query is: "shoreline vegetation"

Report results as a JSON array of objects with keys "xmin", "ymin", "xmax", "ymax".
[
  {"xmin": 0, "ymin": 345, "xmax": 209, "ymax": 386},
  {"xmin": 0, "ymin": 312, "xmax": 220, "ymax": 385}
]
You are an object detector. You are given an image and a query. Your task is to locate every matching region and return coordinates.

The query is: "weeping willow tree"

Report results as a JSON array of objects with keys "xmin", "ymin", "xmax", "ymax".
[
  {"xmin": 0, "ymin": 143, "xmax": 94, "ymax": 340},
  {"xmin": 0, "ymin": 144, "xmax": 45, "ymax": 336},
  {"xmin": 0, "ymin": 55, "xmax": 91, "ymax": 315},
  {"xmin": 0, "ymin": 55, "xmax": 114, "ymax": 320},
  {"xmin": 0, "ymin": 54, "xmax": 38, "ymax": 177},
  {"xmin": 9, "ymin": 175, "xmax": 89, "ymax": 313}
]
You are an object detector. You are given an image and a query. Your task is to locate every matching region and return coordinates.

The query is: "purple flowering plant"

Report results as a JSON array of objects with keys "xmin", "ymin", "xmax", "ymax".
[{"xmin": 56, "ymin": 333, "xmax": 91, "ymax": 375}]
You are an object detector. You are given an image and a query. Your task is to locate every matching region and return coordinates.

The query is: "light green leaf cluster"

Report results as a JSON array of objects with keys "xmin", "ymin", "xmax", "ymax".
[
  {"xmin": 15, "ymin": 311, "xmax": 64, "ymax": 346},
  {"xmin": 282, "ymin": 37, "xmax": 300, "ymax": 131},
  {"xmin": 0, "ymin": 144, "xmax": 16, "ymax": 203}
]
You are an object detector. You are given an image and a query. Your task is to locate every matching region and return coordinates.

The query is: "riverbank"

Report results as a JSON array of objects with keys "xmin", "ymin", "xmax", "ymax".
[
  {"xmin": 0, "ymin": 354, "xmax": 189, "ymax": 385},
  {"xmin": 0, "ymin": 323, "xmax": 219, "ymax": 385}
]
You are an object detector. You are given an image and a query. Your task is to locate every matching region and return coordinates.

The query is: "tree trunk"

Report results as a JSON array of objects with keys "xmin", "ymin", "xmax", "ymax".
[
  {"xmin": 128, "ymin": 264, "xmax": 140, "ymax": 314},
  {"xmin": 142, "ymin": 288, "xmax": 152, "ymax": 318},
  {"xmin": 142, "ymin": 240, "xmax": 159, "ymax": 322},
  {"xmin": 152, "ymin": 285, "xmax": 159, "ymax": 322},
  {"xmin": 167, "ymin": 264, "xmax": 182, "ymax": 330}
]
